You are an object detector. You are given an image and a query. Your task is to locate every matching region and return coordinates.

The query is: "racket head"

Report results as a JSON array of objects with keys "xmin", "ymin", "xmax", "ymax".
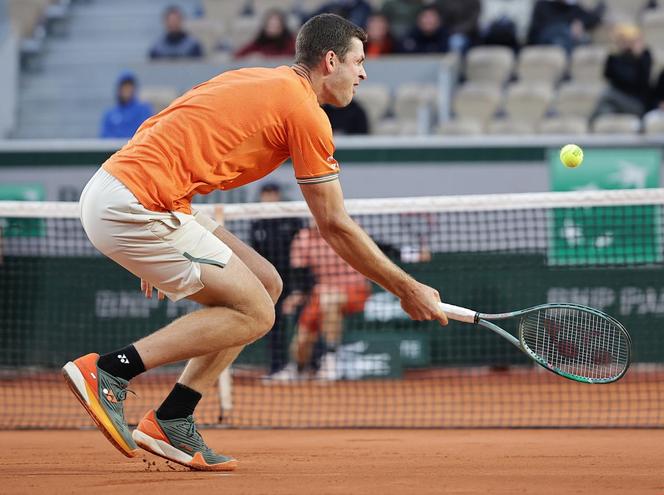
[{"xmin": 517, "ymin": 303, "xmax": 631, "ymax": 383}]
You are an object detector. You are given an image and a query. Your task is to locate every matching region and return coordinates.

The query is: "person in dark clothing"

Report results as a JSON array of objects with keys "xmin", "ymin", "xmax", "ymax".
[
  {"xmin": 437, "ymin": 0, "xmax": 481, "ymax": 53},
  {"xmin": 527, "ymin": 0, "xmax": 604, "ymax": 54},
  {"xmin": 399, "ymin": 6, "xmax": 449, "ymax": 54},
  {"xmin": 652, "ymin": 70, "xmax": 664, "ymax": 112},
  {"xmin": 235, "ymin": 9, "xmax": 295, "ymax": 58},
  {"xmin": 322, "ymin": 100, "xmax": 369, "ymax": 134},
  {"xmin": 100, "ymin": 71, "xmax": 154, "ymax": 139},
  {"xmin": 308, "ymin": 0, "xmax": 373, "ymax": 29},
  {"xmin": 249, "ymin": 182, "xmax": 304, "ymax": 376},
  {"xmin": 594, "ymin": 24, "xmax": 652, "ymax": 118},
  {"xmin": 149, "ymin": 5, "xmax": 204, "ymax": 59}
]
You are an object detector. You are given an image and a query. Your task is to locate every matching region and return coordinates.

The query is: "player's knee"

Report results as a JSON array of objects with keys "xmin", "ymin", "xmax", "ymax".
[
  {"xmin": 263, "ymin": 266, "xmax": 283, "ymax": 305},
  {"xmin": 248, "ymin": 294, "xmax": 276, "ymax": 341}
]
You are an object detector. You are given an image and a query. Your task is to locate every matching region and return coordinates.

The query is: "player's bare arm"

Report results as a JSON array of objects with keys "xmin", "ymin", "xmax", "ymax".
[{"xmin": 300, "ymin": 179, "xmax": 448, "ymax": 326}]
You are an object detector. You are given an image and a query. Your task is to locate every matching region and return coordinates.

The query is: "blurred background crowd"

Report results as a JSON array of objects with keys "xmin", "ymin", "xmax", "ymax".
[{"xmin": 2, "ymin": 0, "xmax": 664, "ymax": 139}]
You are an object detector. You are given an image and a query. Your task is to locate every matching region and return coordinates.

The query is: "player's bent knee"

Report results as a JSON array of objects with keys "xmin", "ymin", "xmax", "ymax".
[
  {"xmin": 247, "ymin": 298, "xmax": 275, "ymax": 342},
  {"xmin": 264, "ymin": 266, "xmax": 283, "ymax": 305}
]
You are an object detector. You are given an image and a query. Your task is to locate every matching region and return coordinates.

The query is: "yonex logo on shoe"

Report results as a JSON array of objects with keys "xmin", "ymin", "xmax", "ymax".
[
  {"xmin": 102, "ymin": 388, "xmax": 117, "ymax": 403},
  {"xmin": 118, "ymin": 354, "xmax": 130, "ymax": 364},
  {"xmin": 179, "ymin": 443, "xmax": 194, "ymax": 452}
]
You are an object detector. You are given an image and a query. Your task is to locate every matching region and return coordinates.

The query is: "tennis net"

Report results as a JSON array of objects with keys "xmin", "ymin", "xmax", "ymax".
[{"xmin": 1, "ymin": 188, "xmax": 663, "ymax": 429}]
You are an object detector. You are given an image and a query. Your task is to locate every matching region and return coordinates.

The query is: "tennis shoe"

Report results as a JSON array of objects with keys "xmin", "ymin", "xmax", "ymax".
[
  {"xmin": 62, "ymin": 353, "xmax": 138, "ymax": 457},
  {"xmin": 132, "ymin": 410, "xmax": 237, "ymax": 471}
]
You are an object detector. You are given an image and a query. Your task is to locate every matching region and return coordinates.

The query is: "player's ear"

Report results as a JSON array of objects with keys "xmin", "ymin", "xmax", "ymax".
[{"xmin": 323, "ymin": 50, "xmax": 336, "ymax": 73}]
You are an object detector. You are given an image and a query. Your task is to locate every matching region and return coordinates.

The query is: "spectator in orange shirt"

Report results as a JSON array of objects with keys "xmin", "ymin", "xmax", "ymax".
[
  {"xmin": 279, "ymin": 221, "xmax": 371, "ymax": 381},
  {"xmin": 365, "ymin": 13, "xmax": 396, "ymax": 57}
]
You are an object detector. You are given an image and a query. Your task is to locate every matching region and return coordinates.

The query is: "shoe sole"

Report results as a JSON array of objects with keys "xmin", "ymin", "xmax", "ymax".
[
  {"xmin": 62, "ymin": 362, "xmax": 137, "ymax": 458},
  {"xmin": 132, "ymin": 430, "xmax": 238, "ymax": 472}
]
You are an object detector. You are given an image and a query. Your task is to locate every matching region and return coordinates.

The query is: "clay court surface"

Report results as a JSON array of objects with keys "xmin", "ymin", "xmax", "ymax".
[{"xmin": 2, "ymin": 429, "xmax": 663, "ymax": 495}]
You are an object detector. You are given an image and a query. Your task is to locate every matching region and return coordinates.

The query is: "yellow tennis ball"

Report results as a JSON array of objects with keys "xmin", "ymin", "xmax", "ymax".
[{"xmin": 560, "ymin": 144, "xmax": 583, "ymax": 168}]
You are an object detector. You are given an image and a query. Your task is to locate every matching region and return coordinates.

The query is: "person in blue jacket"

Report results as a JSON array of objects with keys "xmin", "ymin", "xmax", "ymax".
[{"xmin": 99, "ymin": 71, "xmax": 154, "ymax": 139}]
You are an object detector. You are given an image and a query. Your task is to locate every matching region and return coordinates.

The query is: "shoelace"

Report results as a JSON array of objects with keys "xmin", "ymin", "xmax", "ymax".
[{"xmin": 184, "ymin": 416, "xmax": 215, "ymax": 455}]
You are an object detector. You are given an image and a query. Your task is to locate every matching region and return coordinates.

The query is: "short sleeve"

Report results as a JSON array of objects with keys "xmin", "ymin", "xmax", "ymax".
[{"xmin": 286, "ymin": 102, "xmax": 340, "ymax": 185}]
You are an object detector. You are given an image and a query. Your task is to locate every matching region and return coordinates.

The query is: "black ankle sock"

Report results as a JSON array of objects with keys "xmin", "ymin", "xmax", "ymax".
[
  {"xmin": 97, "ymin": 344, "xmax": 146, "ymax": 381},
  {"xmin": 156, "ymin": 383, "xmax": 202, "ymax": 421}
]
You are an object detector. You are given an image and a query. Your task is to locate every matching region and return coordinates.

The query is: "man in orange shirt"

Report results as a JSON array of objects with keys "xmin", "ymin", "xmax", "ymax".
[
  {"xmin": 63, "ymin": 14, "xmax": 448, "ymax": 471},
  {"xmin": 279, "ymin": 222, "xmax": 371, "ymax": 381}
]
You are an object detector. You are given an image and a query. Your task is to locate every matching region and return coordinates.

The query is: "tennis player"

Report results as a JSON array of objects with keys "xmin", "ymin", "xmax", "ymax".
[{"xmin": 63, "ymin": 13, "xmax": 448, "ymax": 471}]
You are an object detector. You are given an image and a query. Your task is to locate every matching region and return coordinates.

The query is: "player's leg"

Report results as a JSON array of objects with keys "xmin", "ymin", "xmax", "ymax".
[
  {"xmin": 132, "ymin": 221, "xmax": 283, "ymax": 470},
  {"xmin": 64, "ymin": 172, "xmax": 276, "ymax": 461}
]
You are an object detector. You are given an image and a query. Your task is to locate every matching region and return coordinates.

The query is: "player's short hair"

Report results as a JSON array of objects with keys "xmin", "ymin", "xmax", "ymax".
[{"xmin": 294, "ymin": 14, "xmax": 367, "ymax": 69}]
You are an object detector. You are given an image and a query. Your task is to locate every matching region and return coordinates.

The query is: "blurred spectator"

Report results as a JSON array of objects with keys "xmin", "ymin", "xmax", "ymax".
[
  {"xmin": 594, "ymin": 24, "xmax": 652, "ymax": 119},
  {"xmin": 437, "ymin": 0, "xmax": 481, "ymax": 53},
  {"xmin": 365, "ymin": 13, "xmax": 396, "ymax": 57},
  {"xmin": 323, "ymin": 100, "xmax": 370, "ymax": 134},
  {"xmin": 308, "ymin": 0, "xmax": 373, "ymax": 29},
  {"xmin": 381, "ymin": 0, "xmax": 424, "ymax": 40},
  {"xmin": 527, "ymin": 0, "xmax": 605, "ymax": 54},
  {"xmin": 149, "ymin": 6, "xmax": 204, "ymax": 60},
  {"xmin": 250, "ymin": 182, "xmax": 304, "ymax": 378},
  {"xmin": 651, "ymin": 69, "xmax": 664, "ymax": 112},
  {"xmin": 279, "ymin": 222, "xmax": 371, "ymax": 382},
  {"xmin": 99, "ymin": 71, "xmax": 154, "ymax": 139},
  {"xmin": 235, "ymin": 9, "xmax": 295, "ymax": 58},
  {"xmin": 480, "ymin": 0, "xmax": 534, "ymax": 46},
  {"xmin": 399, "ymin": 6, "xmax": 449, "ymax": 54}
]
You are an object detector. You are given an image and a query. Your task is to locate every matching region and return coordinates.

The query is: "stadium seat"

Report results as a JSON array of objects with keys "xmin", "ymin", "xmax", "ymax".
[
  {"xmin": 642, "ymin": 9, "xmax": 664, "ymax": 51},
  {"xmin": 202, "ymin": 0, "xmax": 246, "ymax": 25},
  {"xmin": 570, "ymin": 45, "xmax": 608, "ymax": 82},
  {"xmin": 353, "ymin": 84, "xmax": 391, "ymax": 133},
  {"xmin": 141, "ymin": 86, "xmax": 179, "ymax": 113},
  {"xmin": 604, "ymin": 0, "xmax": 649, "ymax": 21},
  {"xmin": 644, "ymin": 111, "xmax": 664, "ymax": 134},
  {"xmin": 517, "ymin": 45, "xmax": 567, "ymax": 86},
  {"xmin": 592, "ymin": 113, "xmax": 641, "ymax": 134},
  {"xmin": 504, "ymin": 82, "xmax": 554, "ymax": 124},
  {"xmin": 436, "ymin": 119, "xmax": 484, "ymax": 136},
  {"xmin": 465, "ymin": 46, "xmax": 515, "ymax": 86},
  {"xmin": 487, "ymin": 118, "xmax": 536, "ymax": 135},
  {"xmin": 393, "ymin": 83, "xmax": 438, "ymax": 124},
  {"xmin": 452, "ymin": 83, "xmax": 502, "ymax": 126},
  {"xmin": 184, "ymin": 19, "xmax": 225, "ymax": 55},
  {"xmin": 555, "ymin": 82, "xmax": 605, "ymax": 118},
  {"xmin": 373, "ymin": 119, "xmax": 420, "ymax": 135},
  {"xmin": 538, "ymin": 116, "xmax": 589, "ymax": 134}
]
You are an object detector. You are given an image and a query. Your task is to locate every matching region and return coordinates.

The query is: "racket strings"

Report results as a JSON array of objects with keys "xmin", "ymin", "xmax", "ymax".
[{"xmin": 519, "ymin": 308, "xmax": 629, "ymax": 381}]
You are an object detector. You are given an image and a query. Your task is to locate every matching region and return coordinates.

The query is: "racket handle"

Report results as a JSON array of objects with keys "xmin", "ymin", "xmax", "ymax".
[{"xmin": 439, "ymin": 303, "xmax": 477, "ymax": 323}]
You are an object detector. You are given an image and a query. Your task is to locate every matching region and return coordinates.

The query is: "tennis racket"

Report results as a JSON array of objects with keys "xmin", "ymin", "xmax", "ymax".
[{"xmin": 439, "ymin": 302, "xmax": 631, "ymax": 383}]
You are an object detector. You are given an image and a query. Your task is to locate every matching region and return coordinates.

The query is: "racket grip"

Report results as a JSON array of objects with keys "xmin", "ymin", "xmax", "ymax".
[{"xmin": 439, "ymin": 303, "xmax": 477, "ymax": 323}]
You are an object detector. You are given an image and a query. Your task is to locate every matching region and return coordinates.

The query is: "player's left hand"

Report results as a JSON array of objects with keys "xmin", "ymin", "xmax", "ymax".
[{"xmin": 140, "ymin": 278, "xmax": 165, "ymax": 300}]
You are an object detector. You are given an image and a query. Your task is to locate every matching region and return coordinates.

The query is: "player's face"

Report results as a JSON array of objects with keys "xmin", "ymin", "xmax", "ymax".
[{"xmin": 326, "ymin": 37, "xmax": 366, "ymax": 107}]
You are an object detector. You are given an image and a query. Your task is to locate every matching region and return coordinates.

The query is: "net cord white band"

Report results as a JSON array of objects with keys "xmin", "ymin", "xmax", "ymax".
[{"xmin": 1, "ymin": 188, "xmax": 663, "ymax": 220}]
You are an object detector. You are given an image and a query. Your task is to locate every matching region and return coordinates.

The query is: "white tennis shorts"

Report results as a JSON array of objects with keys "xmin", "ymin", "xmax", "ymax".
[{"xmin": 79, "ymin": 168, "xmax": 233, "ymax": 301}]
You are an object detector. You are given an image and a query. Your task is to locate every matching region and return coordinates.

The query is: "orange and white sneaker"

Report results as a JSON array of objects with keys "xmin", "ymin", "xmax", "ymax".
[
  {"xmin": 62, "ymin": 353, "xmax": 138, "ymax": 458},
  {"xmin": 132, "ymin": 410, "xmax": 237, "ymax": 471}
]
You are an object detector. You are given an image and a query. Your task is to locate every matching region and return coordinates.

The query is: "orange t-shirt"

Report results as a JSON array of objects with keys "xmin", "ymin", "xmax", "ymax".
[{"xmin": 103, "ymin": 65, "xmax": 339, "ymax": 214}]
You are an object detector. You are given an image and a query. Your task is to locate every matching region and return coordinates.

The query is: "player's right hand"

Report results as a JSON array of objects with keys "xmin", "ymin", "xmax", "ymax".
[
  {"xmin": 140, "ymin": 278, "xmax": 165, "ymax": 300},
  {"xmin": 399, "ymin": 282, "xmax": 448, "ymax": 326}
]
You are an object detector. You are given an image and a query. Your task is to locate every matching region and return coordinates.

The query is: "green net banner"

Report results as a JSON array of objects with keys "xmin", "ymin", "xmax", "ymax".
[{"xmin": 549, "ymin": 148, "xmax": 661, "ymax": 266}]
